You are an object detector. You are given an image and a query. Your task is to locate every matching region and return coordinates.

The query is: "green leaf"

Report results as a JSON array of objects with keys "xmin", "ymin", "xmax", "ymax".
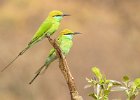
[
  {"xmin": 107, "ymin": 82, "xmax": 113, "ymax": 90},
  {"xmin": 92, "ymin": 67, "xmax": 102, "ymax": 80},
  {"xmin": 89, "ymin": 93, "xmax": 97, "ymax": 99},
  {"xmin": 134, "ymin": 78, "xmax": 140, "ymax": 88},
  {"xmin": 104, "ymin": 90, "xmax": 110, "ymax": 96},
  {"xmin": 111, "ymin": 86, "xmax": 127, "ymax": 91},
  {"xmin": 86, "ymin": 77, "xmax": 92, "ymax": 83},
  {"xmin": 109, "ymin": 80, "xmax": 122, "ymax": 86},
  {"xmin": 84, "ymin": 84, "xmax": 92, "ymax": 89},
  {"xmin": 86, "ymin": 77, "xmax": 97, "ymax": 85},
  {"xmin": 123, "ymin": 76, "xmax": 130, "ymax": 82},
  {"xmin": 105, "ymin": 80, "xmax": 110, "ymax": 84},
  {"xmin": 130, "ymin": 94, "xmax": 136, "ymax": 100}
]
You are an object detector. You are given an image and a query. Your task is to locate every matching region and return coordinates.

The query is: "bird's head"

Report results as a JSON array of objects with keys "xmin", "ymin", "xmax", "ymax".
[
  {"xmin": 60, "ymin": 29, "xmax": 81, "ymax": 39},
  {"xmin": 49, "ymin": 10, "xmax": 70, "ymax": 22}
]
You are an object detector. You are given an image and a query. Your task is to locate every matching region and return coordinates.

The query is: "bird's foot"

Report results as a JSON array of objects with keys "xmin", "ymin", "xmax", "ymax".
[{"xmin": 45, "ymin": 34, "xmax": 50, "ymax": 38}]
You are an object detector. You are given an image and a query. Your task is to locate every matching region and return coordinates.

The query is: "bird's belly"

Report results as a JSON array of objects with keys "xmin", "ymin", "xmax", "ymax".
[
  {"xmin": 62, "ymin": 48, "xmax": 70, "ymax": 55},
  {"xmin": 61, "ymin": 43, "xmax": 72, "ymax": 55}
]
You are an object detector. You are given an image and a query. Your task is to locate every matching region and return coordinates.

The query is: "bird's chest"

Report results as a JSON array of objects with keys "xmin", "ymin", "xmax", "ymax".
[
  {"xmin": 60, "ymin": 40, "xmax": 72, "ymax": 55},
  {"xmin": 53, "ymin": 22, "xmax": 59, "ymax": 29},
  {"xmin": 47, "ymin": 22, "xmax": 60, "ymax": 35},
  {"xmin": 50, "ymin": 21, "xmax": 60, "ymax": 31}
]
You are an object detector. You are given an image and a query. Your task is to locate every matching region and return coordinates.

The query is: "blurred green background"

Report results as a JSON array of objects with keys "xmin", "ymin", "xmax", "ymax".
[{"xmin": 0, "ymin": 0, "xmax": 140, "ymax": 100}]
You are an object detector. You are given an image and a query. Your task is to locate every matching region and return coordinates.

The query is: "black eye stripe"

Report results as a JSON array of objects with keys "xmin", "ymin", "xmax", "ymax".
[
  {"xmin": 64, "ymin": 33, "xmax": 73, "ymax": 35},
  {"xmin": 53, "ymin": 15, "xmax": 61, "ymax": 17}
]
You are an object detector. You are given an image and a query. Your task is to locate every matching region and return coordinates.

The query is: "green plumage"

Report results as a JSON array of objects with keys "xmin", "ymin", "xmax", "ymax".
[
  {"xmin": 30, "ymin": 17, "xmax": 60, "ymax": 44},
  {"xmin": 36, "ymin": 33, "xmax": 73, "ymax": 73},
  {"xmin": 1, "ymin": 10, "xmax": 68, "ymax": 72},
  {"xmin": 29, "ymin": 29, "xmax": 79, "ymax": 84}
]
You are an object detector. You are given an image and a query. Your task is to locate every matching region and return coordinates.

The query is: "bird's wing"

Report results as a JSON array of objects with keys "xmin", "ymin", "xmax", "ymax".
[
  {"xmin": 34, "ymin": 48, "xmax": 55, "ymax": 74},
  {"xmin": 29, "ymin": 18, "xmax": 53, "ymax": 45},
  {"xmin": 48, "ymin": 48, "xmax": 55, "ymax": 57},
  {"xmin": 29, "ymin": 49, "xmax": 56, "ymax": 84}
]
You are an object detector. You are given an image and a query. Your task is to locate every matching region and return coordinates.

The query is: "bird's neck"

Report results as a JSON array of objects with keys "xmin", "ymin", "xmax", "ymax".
[{"xmin": 63, "ymin": 35, "xmax": 73, "ymax": 40}]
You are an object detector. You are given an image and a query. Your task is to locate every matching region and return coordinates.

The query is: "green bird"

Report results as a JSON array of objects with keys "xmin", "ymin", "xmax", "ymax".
[
  {"xmin": 1, "ymin": 10, "xmax": 70, "ymax": 72},
  {"xmin": 29, "ymin": 29, "xmax": 81, "ymax": 84}
]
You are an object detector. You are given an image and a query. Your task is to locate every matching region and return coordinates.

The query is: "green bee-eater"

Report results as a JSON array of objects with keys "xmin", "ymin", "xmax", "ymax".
[
  {"xmin": 1, "ymin": 10, "xmax": 70, "ymax": 72},
  {"xmin": 29, "ymin": 29, "xmax": 81, "ymax": 84}
]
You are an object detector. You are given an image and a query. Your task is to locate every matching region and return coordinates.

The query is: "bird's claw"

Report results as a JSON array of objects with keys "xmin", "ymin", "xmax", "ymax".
[{"xmin": 45, "ymin": 35, "xmax": 50, "ymax": 38}]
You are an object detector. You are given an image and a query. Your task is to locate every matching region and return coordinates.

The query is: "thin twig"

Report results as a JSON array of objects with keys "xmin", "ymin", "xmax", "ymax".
[{"xmin": 47, "ymin": 36, "xmax": 83, "ymax": 100}]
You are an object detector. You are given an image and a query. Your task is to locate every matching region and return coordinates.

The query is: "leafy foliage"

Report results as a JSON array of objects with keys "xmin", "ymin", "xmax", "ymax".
[
  {"xmin": 123, "ymin": 77, "xmax": 140, "ymax": 100},
  {"xmin": 86, "ymin": 67, "xmax": 140, "ymax": 100}
]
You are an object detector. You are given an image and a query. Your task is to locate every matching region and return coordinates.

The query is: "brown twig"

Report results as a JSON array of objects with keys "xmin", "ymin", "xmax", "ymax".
[{"xmin": 47, "ymin": 36, "xmax": 83, "ymax": 100}]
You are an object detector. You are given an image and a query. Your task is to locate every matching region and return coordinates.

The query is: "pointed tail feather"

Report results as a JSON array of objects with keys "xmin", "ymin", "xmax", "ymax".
[
  {"xmin": 29, "ymin": 64, "xmax": 46, "ymax": 84},
  {"xmin": 29, "ymin": 71, "xmax": 41, "ymax": 84},
  {"xmin": 29, "ymin": 54, "xmax": 57, "ymax": 84},
  {"xmin": 1, "ymin": 45, "xmax": 30, "ymax": 72}
]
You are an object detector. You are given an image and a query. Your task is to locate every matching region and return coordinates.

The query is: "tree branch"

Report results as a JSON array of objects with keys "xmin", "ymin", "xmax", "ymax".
[{"xmin": 47, "ymin": 36, "xmax": 83, "ymax": 100}]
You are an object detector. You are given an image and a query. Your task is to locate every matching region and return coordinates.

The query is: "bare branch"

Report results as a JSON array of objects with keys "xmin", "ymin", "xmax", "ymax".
[{"xmin": 47, "ymin": 36, "xmax": 83, "ymax": 100}]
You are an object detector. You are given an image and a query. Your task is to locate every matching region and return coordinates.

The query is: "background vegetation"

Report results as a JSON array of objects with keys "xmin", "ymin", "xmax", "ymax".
[{"xmin": 0, "ymin": 0, "xmax": 140, "ymax": 100}]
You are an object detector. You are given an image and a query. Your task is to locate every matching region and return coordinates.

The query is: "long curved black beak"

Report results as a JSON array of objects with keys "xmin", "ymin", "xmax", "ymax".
[
  {"xmin": 62, "ymin": 14, "xmax": 70, "ymax": 16},
  {"xmin": 73, "ymin": 32, "xmax": 82, "ymax": 35}
]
